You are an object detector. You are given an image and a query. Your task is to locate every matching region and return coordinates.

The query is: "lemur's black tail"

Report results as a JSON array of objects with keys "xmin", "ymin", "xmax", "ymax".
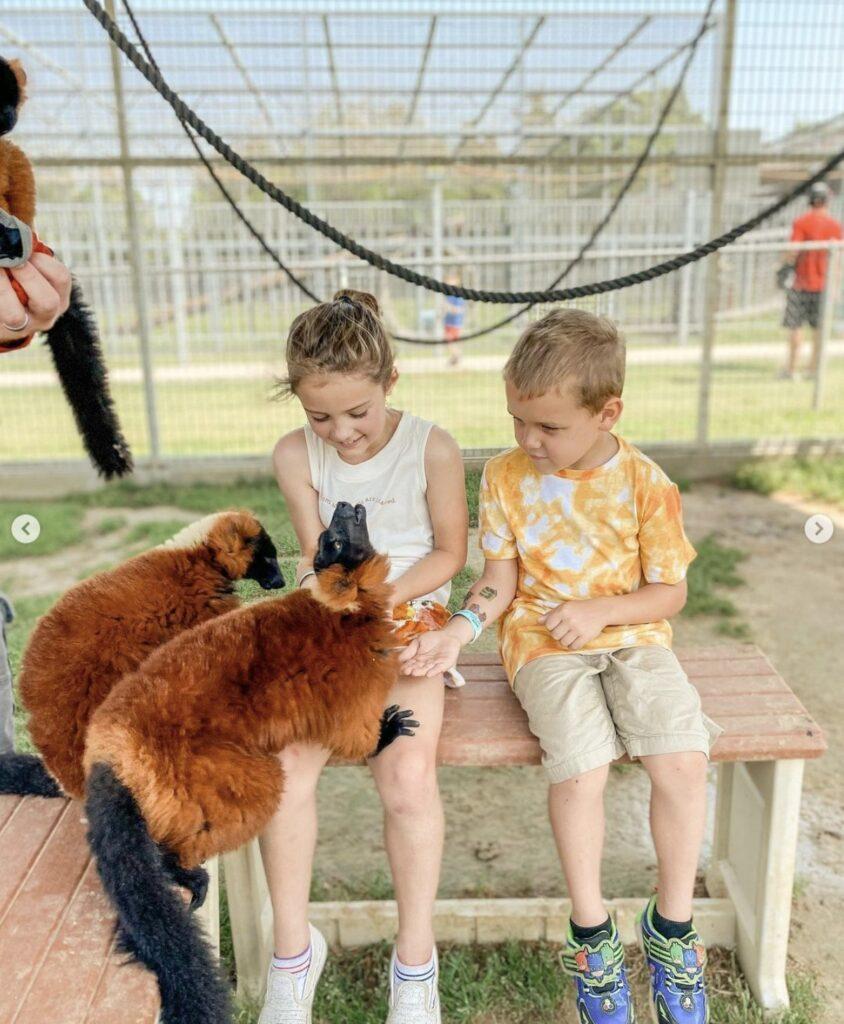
[
  {"xmin": 85, "ymin": 762, "xmax": 232, "ymax": 1024},
  {"xmin": 43, "ymin": 279, "xmax": 133, "ymax": 480},
  {"xmin": 0, "ymin": 752, "xmax": 62, "ymax": 797}
]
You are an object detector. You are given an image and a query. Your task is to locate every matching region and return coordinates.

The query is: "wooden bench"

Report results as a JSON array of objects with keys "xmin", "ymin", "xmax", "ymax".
[
  {"xmin": 0, "ymin": 792, "xmax": 220, "ymax": 1024},
  {"xmin": 223, "ymin": 643, "xmax": 826, "ymax": 1015},
  {"xmin": 2, "ymin": 643, "xmax": 824, "ymax": 1019}
]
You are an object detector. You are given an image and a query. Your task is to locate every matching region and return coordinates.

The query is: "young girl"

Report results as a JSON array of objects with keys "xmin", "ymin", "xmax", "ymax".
[{"xmin": 258, "ymin": 289, "xmax": 467, "ymax": 1024}]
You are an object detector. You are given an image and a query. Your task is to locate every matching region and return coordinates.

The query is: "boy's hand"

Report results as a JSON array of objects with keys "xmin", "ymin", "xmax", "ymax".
[
  {"xmin": 399, "ymin": 631, "xmax": 462, "ymax": 677},
  {"xmin": 539, "ymin": 598, "xmax": 609, "ymax": 651}
]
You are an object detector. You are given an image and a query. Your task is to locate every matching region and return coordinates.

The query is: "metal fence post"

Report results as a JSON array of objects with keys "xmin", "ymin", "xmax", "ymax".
[
  {"xmin": 106, "ymin": 0, "xmax": 161, "ymax": 460},
  {"xmin": 678, "ymin": 189, "xmax": 697, "ymax": 345},
  {"xmin": 697, "ymin": 0, "xmax": 737, "ymax": 446},
  {"xmin": 813, "ymin": 245, "xmax": 839, "ymax": 411},
  {"xmin": 167, "ymin": 173, "xmax": 190, "ymax": 366},
  {"xmin": 431, "ymin": 173, "xmax": 444, "ymax": 339}
]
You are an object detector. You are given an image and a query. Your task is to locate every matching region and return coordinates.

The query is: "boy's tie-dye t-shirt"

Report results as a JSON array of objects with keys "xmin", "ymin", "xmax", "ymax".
[{"xmin": 479, "ymin": 435, "xmax": 697, "ymax": 682}]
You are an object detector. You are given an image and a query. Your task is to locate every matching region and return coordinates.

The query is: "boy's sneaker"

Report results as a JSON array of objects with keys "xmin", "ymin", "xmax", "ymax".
[
  {"xmin": 560, "ymin": 919, "xmax": 634, "ymax": 1023},
  {"xmin": 386, "ymin": 946, "xmax": 441, "ymax": 1024},
  {"xmin": 258, "ymin": 924, "xmax": 327, "ymax": 1024},
  {"xmin": 637, "ymin": 896, "xmax": 708, "ymax": 1024}
]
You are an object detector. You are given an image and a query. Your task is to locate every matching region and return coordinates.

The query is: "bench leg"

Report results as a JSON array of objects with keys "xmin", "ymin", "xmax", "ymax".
[
  {"xmin": 195, "ymin": 855, "xmax": 220, "ymax": 957},
  {"xmin": 222, "ymin": 838, "xmax": 274, "ymax": 1002},
  {"xmin": 706, "ymin": 759, "xmax": 804, "ymax": 1013}
]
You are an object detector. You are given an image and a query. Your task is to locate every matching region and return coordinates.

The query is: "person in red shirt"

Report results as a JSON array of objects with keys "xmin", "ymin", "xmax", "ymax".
[{"xmin": 781, "ymin": 182, "xmax": 842, "ymax": 378}]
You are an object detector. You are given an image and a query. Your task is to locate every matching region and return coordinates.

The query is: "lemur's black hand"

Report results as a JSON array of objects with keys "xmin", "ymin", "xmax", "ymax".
[
  {"xmin": 373, "ymin": 704, "xmax": 420, "ymax": 755},
  {"xmin": 159, "ymin": 847, "xmax": 210, "ymax": 911}
]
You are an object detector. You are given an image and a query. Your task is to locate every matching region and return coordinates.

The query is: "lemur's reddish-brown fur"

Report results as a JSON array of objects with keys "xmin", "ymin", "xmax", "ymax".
[
  {"xmin": 19, "ymin": 511, "xmax": 267, "ymax": 799},
  {"xmin": 84, "ymin": 554, "xmax": 398, "ymax": 867},
  {"xmin": 0, "ymin": 59, "xmax": 35, "ymax": 226}
]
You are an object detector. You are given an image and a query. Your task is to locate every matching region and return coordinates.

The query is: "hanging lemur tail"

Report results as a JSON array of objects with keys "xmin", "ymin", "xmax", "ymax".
[
  {"xmin": 43, "ymin": 279, "xmax": 133, "ymax": 480},
  {"xmin": 0, "ymin": 752, "xmax": 63, "ymax": 797},
  {"xmin": 85, "ymin": 762, "xmax": 232, "ymax": 1024}
]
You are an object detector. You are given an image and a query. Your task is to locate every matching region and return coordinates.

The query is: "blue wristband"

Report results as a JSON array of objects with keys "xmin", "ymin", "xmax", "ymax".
[{"xmin": 450, "ymin": 608, "xmax": 483, "ymax": 643}]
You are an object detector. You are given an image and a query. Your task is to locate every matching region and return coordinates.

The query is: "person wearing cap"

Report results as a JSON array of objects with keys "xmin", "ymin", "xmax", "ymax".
[{"xmin": 781, "ymin": 182, "xmax": 842, "ymax": 379}]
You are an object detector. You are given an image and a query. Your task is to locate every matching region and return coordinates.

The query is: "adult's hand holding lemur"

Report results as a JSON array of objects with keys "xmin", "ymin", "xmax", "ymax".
[{"xmin": 0, "ymin": 251, "xmax": 71, "ymax": 340}]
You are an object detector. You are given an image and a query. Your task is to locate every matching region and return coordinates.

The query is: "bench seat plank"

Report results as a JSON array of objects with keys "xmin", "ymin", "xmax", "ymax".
[
  {"xmin": 431, "ymin": 645, "xmax": 826, "ymax": 766},
  {"xmin": 0, "ymin": 796, "xmax": 158, "ymax": 1024}
]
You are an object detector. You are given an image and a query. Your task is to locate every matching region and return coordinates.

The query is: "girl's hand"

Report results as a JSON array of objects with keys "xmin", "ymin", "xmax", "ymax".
[
  {"xmin": 0, "ymin": 253, "xmax": 72, "ymax": 340},
  {"xmin": 539, "ymin": 598, "xmax": 609, "ymax": 651},
  {"xmin": 399, "ymin": 631, "xmax": 463, "ymax": 677}
]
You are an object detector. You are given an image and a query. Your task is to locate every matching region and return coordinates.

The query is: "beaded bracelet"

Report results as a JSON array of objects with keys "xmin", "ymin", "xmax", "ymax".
[{"xmin": 449, "ymin": 608, "xmax": 483, "ymax": 643}]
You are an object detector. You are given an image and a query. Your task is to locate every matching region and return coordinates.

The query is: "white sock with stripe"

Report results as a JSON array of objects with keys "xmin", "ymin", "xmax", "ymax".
[
  {"xmin": 394, "ymin": 949, "xmax": 437, "ymax": 989},
  {"xmin": 272, "ymin": 944, "xmax": 312, "ymax": 998}
]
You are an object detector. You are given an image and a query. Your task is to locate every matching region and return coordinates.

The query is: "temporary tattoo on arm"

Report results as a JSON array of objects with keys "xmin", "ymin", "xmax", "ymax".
[
  {"xmin": 467, "ymin": 601, "xmax": 487, "ymax": 623},
  {"xmin": 461, "ymin": 585, "xmax": 497, "ymax": 623}
]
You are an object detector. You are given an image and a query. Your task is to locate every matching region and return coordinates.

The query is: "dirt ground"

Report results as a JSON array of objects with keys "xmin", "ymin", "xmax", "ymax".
[{"xmin": 2, "ymin": 484, "xmax": 841, "ymax": 1013}]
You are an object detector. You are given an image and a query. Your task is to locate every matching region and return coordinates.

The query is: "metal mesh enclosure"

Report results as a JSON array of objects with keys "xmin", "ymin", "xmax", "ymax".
[{"xmin": 3, "ymin": 0, "xmax": 843, "ymax": 466}]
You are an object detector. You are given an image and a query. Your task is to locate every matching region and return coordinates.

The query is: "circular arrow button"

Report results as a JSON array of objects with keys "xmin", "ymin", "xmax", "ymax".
[
  {"xmin": 11, "ymin": 514, "xmax": 41, "ymax": 545},
  {"xmin": 804, "ymin": 514, "xmax": 834, "ymax": 545}
]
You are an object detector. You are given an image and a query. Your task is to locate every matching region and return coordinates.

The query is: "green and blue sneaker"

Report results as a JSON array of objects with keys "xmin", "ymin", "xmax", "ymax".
[
  {"xmin": 560, "ymin": 919, "xmax": 634, "ymax": 1023},
  {"xmin": 637, "ymin": 896, "xmax": 708, "ymax": 1024}
]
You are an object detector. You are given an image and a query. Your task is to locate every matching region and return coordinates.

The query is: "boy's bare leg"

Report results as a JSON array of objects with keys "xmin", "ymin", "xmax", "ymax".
[
  {"xmin": 548, "ymin": 764, "xmax": 610, "ymax": 926},
  {"xmin": 640, "ymin": 751, "xmax": 708, "ymax": 922},
  {"xmin": 369, "ymin": 673, "xmax": 445, "ymax": 965},
  {"xmin": 258, "ymin": 742, "xmax": 332, "ymax": 955}
]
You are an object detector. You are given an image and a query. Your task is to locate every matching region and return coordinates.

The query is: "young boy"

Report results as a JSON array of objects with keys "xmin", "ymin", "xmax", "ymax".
[{"xmin": 401, "ymin": 308, "xmax": 720, "ymax": 1024}]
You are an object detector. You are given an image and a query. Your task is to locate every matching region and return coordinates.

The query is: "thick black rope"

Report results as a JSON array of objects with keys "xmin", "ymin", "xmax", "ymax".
[
  {"xmin": 84, "ymin": 0, "xmax": 844, "ymax": 311},
  {"xmin": 119, "ymin": 0, "xmax": 712, "ymax": 345}
]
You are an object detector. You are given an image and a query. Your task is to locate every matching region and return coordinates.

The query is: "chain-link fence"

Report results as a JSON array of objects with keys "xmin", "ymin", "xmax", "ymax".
[{"xmin": 3, "ymin": 1, "xmax": 844, "ymax": 470}]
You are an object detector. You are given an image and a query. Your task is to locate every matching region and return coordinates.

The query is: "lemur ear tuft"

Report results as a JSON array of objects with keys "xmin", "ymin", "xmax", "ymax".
[{"xmin": 8, "ymin": 59, "xmax": 27, "ymax": 96}]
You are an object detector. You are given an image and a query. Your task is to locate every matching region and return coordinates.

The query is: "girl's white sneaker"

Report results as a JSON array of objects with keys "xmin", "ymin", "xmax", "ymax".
[
  {"xmin": 257, "ymin": 924, "xmax": 327, "ymax": 1024},
  {"xmin": 385, "ymin": 946, "xmax": 441, "ymax": 1024}
]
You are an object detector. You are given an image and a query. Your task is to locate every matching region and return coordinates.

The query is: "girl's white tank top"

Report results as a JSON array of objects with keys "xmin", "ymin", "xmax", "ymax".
[{"xmin": 303, "ymin": 411, "xmax": 451, "ymax": 607}]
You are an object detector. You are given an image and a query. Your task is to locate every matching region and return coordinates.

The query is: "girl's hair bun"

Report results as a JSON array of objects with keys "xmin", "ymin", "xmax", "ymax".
[{"xmin": 332, "ymin": 289, "xmax": 380, "ymax": 316}]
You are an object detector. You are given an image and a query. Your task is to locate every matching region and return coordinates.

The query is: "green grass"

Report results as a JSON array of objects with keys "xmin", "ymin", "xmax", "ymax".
[
  {"xmin": 732, "ymin": 455, "xmax": 844, "ymax": 506},
  {"xmin": 225, "ymin": 943, "xmax": 819, "ymax": 1024},
  {"xmin": 5, "ymin": 592, "xmax": 60, "ymax": 752},
  {"xmin": 3, "ymin": 357, "xmax": 843, "ymax": 461},
  {"xmin": 94, "ymin": 515, "xmax": 128, "ymax": 536},
  {"xmin": 684, "ymin": 535, "xmax": 749, "ymax": 640},
  {"xmin": 123, "ymin": 519, "xmax": 195, "ymax": 548},
  {"xmin": 0, "ymin": 478, "xmax": 300, "ymax": 563},
  {"xmin": 0, "ymin": 501, "xmax": 87, "ymax": 560}
]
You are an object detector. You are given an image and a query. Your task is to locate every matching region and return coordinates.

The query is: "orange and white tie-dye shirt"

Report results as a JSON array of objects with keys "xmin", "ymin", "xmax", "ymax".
[{"xmin": 479, "ymin": 435, "xmax": 697, "ymax": 683}]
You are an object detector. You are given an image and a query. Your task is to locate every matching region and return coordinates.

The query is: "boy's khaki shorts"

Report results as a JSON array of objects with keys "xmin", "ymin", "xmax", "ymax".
[{"xmin": 513, "ymin": 645, "xmax": 722, "ymax": 783}]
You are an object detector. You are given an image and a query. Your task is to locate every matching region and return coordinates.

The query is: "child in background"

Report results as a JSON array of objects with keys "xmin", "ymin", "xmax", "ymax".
[
  {"xmin": 401, "ymin": 308, "xmax": 720, "ymax": 1024},
  {"xmin": 443, "ymin": 274, "xmax": 466, "ymax": 367}
]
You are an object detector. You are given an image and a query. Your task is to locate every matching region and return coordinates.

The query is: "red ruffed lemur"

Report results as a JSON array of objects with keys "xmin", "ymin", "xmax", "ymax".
[
  {"xmin": 83, "ymin": 502, "xmax": 417, "ymax": 1024},
  {"xmin": 0, "ymin": 510, "xmax": 283, "ymax": 800},
  {"xmin": 0, "ymin": 55, "xmax": 133, "ymax": 478}
]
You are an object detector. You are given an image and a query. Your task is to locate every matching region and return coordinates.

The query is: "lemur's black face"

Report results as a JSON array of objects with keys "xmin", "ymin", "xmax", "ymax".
[
  {"xmin": 313, "ymin": 502, "xmax": 375, "ymax": 573},
  {"xmin": 0, "ymin": 59, "xmax": 21, "ymax": 138},
  {"xmin": 244, "ymin": 529, "xmax": 285, "ymax": 590}
]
